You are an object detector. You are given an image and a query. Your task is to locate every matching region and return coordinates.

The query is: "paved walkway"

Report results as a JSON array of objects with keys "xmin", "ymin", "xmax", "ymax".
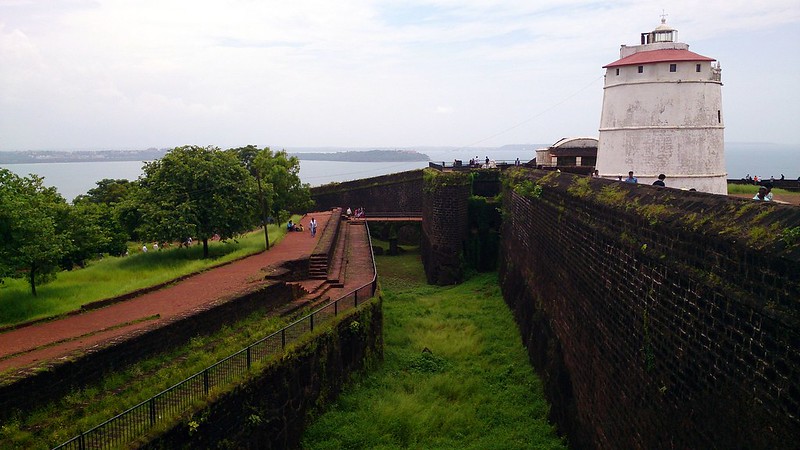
[{"xmin": 0, "ymin": 210, "xmax": 340, "ymax": 375}]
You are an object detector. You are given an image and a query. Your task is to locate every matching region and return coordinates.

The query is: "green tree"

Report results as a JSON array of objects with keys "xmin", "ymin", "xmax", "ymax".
[
  {"xmin": 229, "ymin": 145, "xmax": 275, "ymax": 249},
  {"xmin": 73, "ymin": 178, "xmax": 134, "ymax": 205},
  {"xmin": 58, "ymin": 202, "xmax": 129, "ymax": 268},
  {"xmin": 252, "ymin": 148, "xmax": 312, "ymax": 223},
  {"xmin": 138, "ymin": 145, "xmax": 258, "ymax": 258},
  {"xmin": 0, "ymin": 169, "xmax": 67, "ymax": 295}
]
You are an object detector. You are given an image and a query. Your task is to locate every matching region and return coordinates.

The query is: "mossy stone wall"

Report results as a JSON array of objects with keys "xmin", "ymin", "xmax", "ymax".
[
  {"xmin": 143, "ymin": 298, "xmax": 383, "ymax": 449},
  {"xmin": 499, "ymin": 168, "xmax": 800, "ymax": 449}
]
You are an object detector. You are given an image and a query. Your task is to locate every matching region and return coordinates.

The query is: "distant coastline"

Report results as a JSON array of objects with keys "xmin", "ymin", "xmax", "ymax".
[
  {"xmin": 0, "ymin": 149, "xmax": 169, "ymax": 164},
  {"xmin": 290, "ymin": 149, "xmax": 429, "ymax": 162},
  {"xmin": 0, "ymin": 148, "xmax": 430, "ymax": 164}
]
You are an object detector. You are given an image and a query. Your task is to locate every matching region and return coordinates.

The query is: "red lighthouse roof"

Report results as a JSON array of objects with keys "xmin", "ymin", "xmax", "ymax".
[{"xmin": 604, "ymin": 49, "xmax": 715, "ymax": 68}]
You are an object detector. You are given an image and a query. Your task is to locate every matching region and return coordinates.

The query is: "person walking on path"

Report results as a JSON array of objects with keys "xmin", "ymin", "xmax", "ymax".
[{"xmin": 310, "ymin": 217, "xmax": 317, "ymax": 237}]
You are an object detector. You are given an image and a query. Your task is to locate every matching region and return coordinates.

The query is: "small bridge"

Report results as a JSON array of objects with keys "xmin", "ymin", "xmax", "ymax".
[{"xmin": 351, "ymin": 212, "xmax": 422, "ymax": 222}]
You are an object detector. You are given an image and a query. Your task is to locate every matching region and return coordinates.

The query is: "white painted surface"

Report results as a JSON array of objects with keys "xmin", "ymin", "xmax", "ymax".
[{"xmin": 596, "ymin": 23, "xmax": 727, "ymax": 194}]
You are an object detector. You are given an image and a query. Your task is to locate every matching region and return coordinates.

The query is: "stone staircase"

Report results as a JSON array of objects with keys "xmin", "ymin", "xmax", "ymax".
[{"xmin": 308, "ymin": 254, "xmax": 328, "ymax": 280}]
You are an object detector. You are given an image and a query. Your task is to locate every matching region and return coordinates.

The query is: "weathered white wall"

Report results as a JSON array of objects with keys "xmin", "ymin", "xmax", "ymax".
[{"xmin": 596, "ymin": 59, "xmax": 726, "ymax": 194}]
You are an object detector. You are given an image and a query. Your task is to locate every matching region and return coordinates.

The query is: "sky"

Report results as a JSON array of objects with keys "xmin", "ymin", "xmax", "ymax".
[{"xmin": 1, "ymin": 0, "xmax": 799, "ymax": 152}]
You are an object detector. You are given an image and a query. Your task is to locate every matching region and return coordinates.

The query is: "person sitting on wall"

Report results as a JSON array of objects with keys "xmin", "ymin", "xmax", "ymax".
[
  {"xmin": 753, "ymin": 186, "xmax": 770, "ymax": 201},
  {"xmin": 764, "ymin": 182, "xmax": 774, "ymax": 201},
  {"xmin": 287, "ymin": 219, "xmax": 294, "ymax": 231},
  {"xmin": 624, "ymin": 171, "xmax": 638, "ymax": 184},
  {"xmin": 295, "ymin": 223, "xmax": 304, "ymax": 232},
  {"xmin": 652, "ymin": 173, "xmax": 666, "ymax": 187}
]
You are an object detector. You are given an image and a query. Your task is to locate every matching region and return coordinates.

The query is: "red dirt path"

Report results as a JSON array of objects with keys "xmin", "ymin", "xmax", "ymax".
[{"xmin": 0, "ymin": 211, "xmax": 338, "ymax": 375}]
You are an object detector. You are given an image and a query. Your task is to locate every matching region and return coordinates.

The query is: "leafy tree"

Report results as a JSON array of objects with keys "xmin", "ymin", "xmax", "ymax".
[
  {"xmin": 252, "ymin": 148, "xmax": 313, "ymax": 223},
  {"xmin": 58, "ymin": 202, "xmax": 129, "ymax": 268},
  {"xmin": 138, "ymin": 145, "xmax": 258, "ymax": 258},
  {"xmin": 75, "ymin": 178, "xmax": 144, "ymax": 243},
  {"xmin": 0, "ymin": 169, "xmax": 67, "ymax": 295},
  {"xmin": 73, "ymin": 178, "xmax": 134, "ymax": 205},
  {"xmin": 229, "ymin": 145, "xmax": 275, "ymax": 249}
]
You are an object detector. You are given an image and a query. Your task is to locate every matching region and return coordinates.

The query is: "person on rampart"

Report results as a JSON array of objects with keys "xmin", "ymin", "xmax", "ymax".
[
  {"xmin": 652, "ymin": 174, "xmax": 666, "ymax": 187},
  {"xmin": 310, "ymin": 217, "xmax": 317, "ymax": 237},
  {"xmin": 287, "ymin": 219, "xmax": 294, "ymax": 231},
  {"xmin": 624, "ymin": 171, "xmax": 638, "ymax": 184}
]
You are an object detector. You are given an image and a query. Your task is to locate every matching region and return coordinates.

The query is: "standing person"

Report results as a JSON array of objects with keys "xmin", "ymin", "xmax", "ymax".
[
  {"xmin": 592, "ymin": 169, "xmax": 600, "ymax": 178},
  {"xmin": 142, "ymin": 244, "xmax": 148, "ymax": 253},
  {"xmin": 624, "ymin": 171, "xmax": 638, "ymax": 184},
  {"xmin": 515, "ymin": 157, "xmax": 520, "ymax": 166},
  {"xmin": 652, "ymin": 174, "xmax": 666, "ymax": 187},
  {"xmin": 309, "ymin": 217, "xmax": 317, "ymax": 237}
]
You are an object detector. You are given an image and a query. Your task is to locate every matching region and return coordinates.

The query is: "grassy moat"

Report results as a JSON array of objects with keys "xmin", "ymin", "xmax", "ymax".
[{"xmin": 302, "ymin": 248, "xmax": 565, "ymax": 449}]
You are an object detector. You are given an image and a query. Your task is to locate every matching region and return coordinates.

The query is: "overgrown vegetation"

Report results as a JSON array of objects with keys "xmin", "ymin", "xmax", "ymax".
[
  {"xmin": 0, "ymin": 303, "xmax": 293, "ymax": 448},
  {"xmin": 422, "ymin": 167, "xmax": 471, "ymax": 193},
  {"xmin": 302, "ymin": 251, "xmax": 565, "ymax": 449}
]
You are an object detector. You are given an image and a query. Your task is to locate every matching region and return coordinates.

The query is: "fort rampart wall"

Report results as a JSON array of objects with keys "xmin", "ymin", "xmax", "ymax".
[
  {"xmin": 499, "ymin": 168, "xmax": 800, "ymax": 449},
  {"xmin": 311, "ymin": 169, "xmax": 424, "ymax": 213},
  {"xmin": 144, "ymin": 298, "xmax": 382, "ymax": 449}
]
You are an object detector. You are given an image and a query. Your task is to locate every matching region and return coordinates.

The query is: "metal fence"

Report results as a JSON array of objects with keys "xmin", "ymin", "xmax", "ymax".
[{"xmin": 53, "ymin": 221, "xmax": 377, "ymax": 450}]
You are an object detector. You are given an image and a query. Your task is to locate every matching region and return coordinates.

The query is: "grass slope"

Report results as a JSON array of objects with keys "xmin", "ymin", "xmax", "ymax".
[
  {"xmin": 302, "ymin": 252, "xmax": 565, "ymax": 450},
  {"xmin": 0, "ymin": 220, "xmax": 294, "ymax": 327}
]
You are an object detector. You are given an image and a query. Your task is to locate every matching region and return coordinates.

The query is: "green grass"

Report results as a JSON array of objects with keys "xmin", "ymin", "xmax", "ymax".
[
  {"xmin": 302, "ymin": 251, "xmax": 565, "ymax": 450},
  {"xmin": 727, "ymin": 183, "xmax": 792, "ymax": 195},
  {"xmin": 0, "ymin": 302, "xmax": 293, "ymax": 449},
  {"xmin": 0, "ymin": 220, "xmax": 295, "ymax": 327}
]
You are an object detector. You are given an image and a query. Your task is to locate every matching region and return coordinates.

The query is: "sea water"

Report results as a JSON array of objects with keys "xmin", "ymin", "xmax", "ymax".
[{"xmin": 1, "ymin": 143, "xmax": 797, "ymax": 202}]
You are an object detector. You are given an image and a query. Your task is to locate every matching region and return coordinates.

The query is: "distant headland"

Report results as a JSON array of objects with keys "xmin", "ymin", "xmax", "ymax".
[
  {"xmin": 0, "ymin": 149, "xmax": 169, "ymax": 164},
  {"xmin": 0, "ymin": 148, "xmax": 430, "ymax": 164},
  {"xmin": 290, "ymin": 149, "xmax": 429, "ymax": 162}
]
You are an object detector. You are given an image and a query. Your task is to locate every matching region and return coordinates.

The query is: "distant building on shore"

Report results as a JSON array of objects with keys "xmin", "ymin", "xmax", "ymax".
[
  {"xmin": 535, "ymin": 137, "xmax": 598, "ymax": 174},
  {"xmin": 595, "ymin": 17, "xmax": 726, "ymax": 193}
]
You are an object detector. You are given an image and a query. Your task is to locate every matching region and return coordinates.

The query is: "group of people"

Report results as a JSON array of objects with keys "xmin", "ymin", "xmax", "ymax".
[
  {"xmin": 287, "ymin": 217, "xmax": 318, "ymax": 236},
  {"xmin": 746, "ymin": 174, "xmax": 789, "ymax": 184},
  {"xmin": 602, "ymin": 170, "xmax": 667, "ymax": 187},
  {"xmin": 346, "ymin": 207, "xmax": 365, "ymax": 219}
]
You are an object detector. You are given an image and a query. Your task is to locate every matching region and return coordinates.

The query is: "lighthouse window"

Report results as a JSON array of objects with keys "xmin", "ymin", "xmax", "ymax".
[
  {"xmin": 669, "ymin": 64, "xmax": 677, "ymax": 72},
  {"xmin": 696, "ymin": 64, "xmax": 701, "ymax": 72},
  {"xmin": 616, "ymin": 68, "xmax": 620, "ymax": 76},
  {"xmin": 637, "ymin": 65, "xmax": 643, "ymax": 73}
]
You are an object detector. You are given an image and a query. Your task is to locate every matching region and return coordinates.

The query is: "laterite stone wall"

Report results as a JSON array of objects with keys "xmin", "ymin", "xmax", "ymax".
[
  {"xmin": 0, "ymin": 283, "xmax": 294, "ymax": 422},
  {"xmin": 311, "ymin": 170, "xmax": 424, "ymax": 214},
  {"xmin": 421, "ymin": 169, "xmax": 470, "ymax": 284},
  {"xmin": 499, "ymin": 168, "xmax": 800, "ymax": 449},
  {"xmin": 144, "ymin": 298, "xmax": 383, "ymax": 449}
]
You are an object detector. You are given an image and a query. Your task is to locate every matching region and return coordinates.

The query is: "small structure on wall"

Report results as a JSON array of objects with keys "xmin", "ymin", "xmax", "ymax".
[
  {"xmin": 595, "ymin": 17, "xmax": 726, "ymax": 193},
  {"xmin": 535, "ymin": 137, "xmax": 598, "ymax": 174}
]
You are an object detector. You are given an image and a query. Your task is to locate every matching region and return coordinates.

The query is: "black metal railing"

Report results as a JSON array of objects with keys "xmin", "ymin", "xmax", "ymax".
[
  {"xmin": 428, "ymin": 160, "xmax": 523, "ymax": 170},
  {"xmin": 53, "ymin": 221, "xmax": 378, "ymax": 450}
]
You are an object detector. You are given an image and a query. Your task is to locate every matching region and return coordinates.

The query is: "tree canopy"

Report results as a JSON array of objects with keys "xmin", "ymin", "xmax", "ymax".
[
  {"xmin": 138, "ymin": 145, "xmax": 258, "ymax": 258},
  {"xmin": 0, "ymin": 169, "xmax": 67, "ymax": 295}
]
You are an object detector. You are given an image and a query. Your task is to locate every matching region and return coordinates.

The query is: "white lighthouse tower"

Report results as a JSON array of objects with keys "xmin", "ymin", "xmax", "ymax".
[{"xmin": 595, "ymin": 17, "xmax": 726, "ymax": 194}]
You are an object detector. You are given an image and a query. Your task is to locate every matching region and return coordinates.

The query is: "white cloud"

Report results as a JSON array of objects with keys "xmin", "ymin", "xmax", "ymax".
[{"xmin": 0, "ymin": 0, "xmax": 798, "ymax": 149}]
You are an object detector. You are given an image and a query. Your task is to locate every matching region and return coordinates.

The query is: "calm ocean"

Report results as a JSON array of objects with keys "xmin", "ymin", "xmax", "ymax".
[{"xmin": 1, "ymin": 143, "xmax": 797, "ymax": 202}]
